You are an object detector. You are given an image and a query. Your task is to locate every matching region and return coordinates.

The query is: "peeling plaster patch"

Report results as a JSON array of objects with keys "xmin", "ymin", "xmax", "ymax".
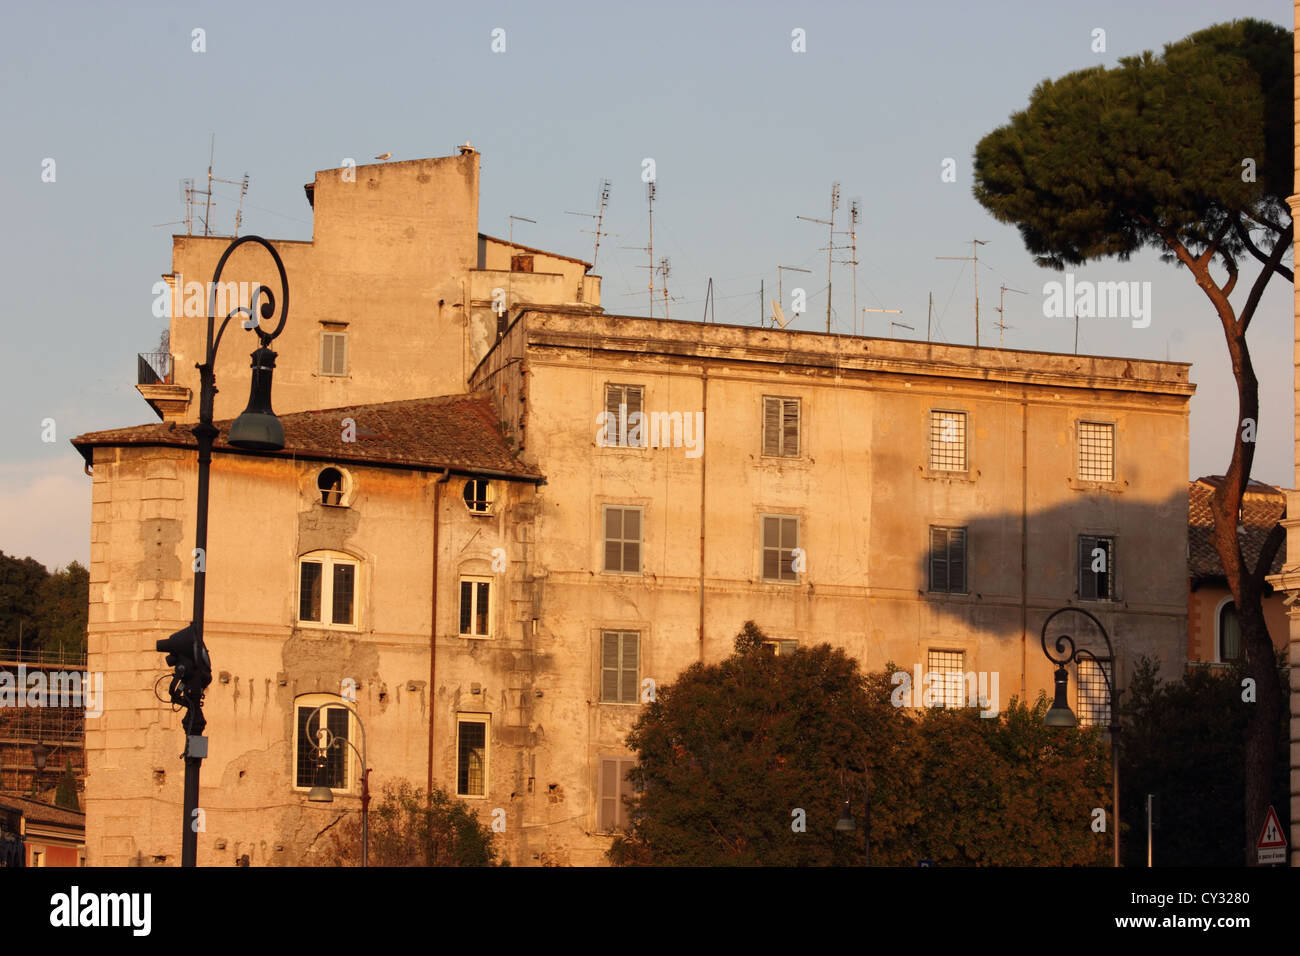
[{"xmin": 297, "ymin": 505, "xmax": 361, "ymax": 555}]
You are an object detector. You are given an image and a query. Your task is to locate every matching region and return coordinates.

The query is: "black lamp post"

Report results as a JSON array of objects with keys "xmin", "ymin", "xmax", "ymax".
[
  {"xmin": 30, "ymin": 742, "xmax": 49, "ymax": 799},
  {"xmin": 156, "ymin": 236, "xmax": 289, "ymax": 868},
  {"xmin": 303, "ymin": 702, "xmax": 369, "ymax": 867},
  {"xmin": 1040, "ymin": 607, "xmax": 1120, "ymax": 867}
]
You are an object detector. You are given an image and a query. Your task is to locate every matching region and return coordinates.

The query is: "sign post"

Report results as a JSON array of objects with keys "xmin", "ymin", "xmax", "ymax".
[{"xmin": 1256, "ymin": 805, "xmax": 1287, "ymax": 865}]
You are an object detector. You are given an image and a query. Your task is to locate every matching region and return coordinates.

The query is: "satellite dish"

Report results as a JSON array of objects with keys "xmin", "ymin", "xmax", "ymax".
[{"xmin": 771, "ymin": 300, "xmax": 790, "ymax": 329}]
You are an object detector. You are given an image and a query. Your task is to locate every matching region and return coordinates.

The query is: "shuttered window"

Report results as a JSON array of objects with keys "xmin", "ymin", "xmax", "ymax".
[
  {"xmin": 598, "ymin": 756, "xmax": 637, "ymax": 832},
  {"xmin": 603, "ymin": 506, "xmax": 642, "ymax": 573},
  {"xmin": 601, "ymin": 631, "xmax": 639, "ymax": 703},
  {"xmin": 929, "ymin": 527, "xmax": 967, "ymax": 593},
  {"xmin": 761, "ymin": 515, "xmax": 799, "ymax": 582},
  {"xmin": 604, "ymin": 384, "xmax": 645, "ymax": 447},
  {"xmin": 762, "ymin": 396, "xmax": 801, "ymax": 457},
  {"xmin": 320, "ymin": 332, "xmax": 348, "ymax": 376},
  {"xmin": 1078, "ymin": 535, "xmax": 1115, "ymax": 601}
]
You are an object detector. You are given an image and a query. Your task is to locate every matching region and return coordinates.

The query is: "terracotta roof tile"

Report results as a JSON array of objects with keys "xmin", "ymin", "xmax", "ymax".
[
  {"xmin": 1189, "ymin": 476, "xmax": 1285, "ymax": 582},
  {"xmin": 0, "ymin": 792, "xmax": 85, "ymax": 829},
  {"xmin": 71, "ymin": 394, "xmax": 542, "ymax": 482}
]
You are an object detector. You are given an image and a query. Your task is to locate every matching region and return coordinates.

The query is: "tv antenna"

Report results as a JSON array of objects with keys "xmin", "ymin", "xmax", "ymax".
[
  {"xmin": 797, "ymin": 181, "xmax": 839, "ymax": 332},
  {"xmin": 621, "ymin": 181, "xmax": 657, "ymax": 317},
  {"xmin": 565, "ymin": 179, "xmax": 613, "ymax": 270},
  {"xmin": 936, "ymin": 239, "xmax": 988, "ymax": 347},
  {"xmin": 995, "ymin": 284, "xmax": 1027, "ymax": 349},
  {"xmin": 774, "ymin": 265, "xmax": 811, "ymax": 328},
  {"xmin": 658, "ymin": 257, "xmax": 672, "ymax": 319},
  {"xmin": 860, "ymin": 307, "xmax": 902, "ymax": 337},
  {"xmin": 890, "ymin": 321, "xmax": 915, "ymax": 338}
]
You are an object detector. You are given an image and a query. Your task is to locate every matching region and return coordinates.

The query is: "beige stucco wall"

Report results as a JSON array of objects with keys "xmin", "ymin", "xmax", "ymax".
[{"xmin": 1188, "ymin": 584, "xmax": 1289, "ymax": 664}]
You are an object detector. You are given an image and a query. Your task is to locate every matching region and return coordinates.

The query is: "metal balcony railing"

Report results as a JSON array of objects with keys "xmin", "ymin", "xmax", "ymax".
[{"xmin": 137, "ymin": 351, "xmax": 173, "ymax": 386}]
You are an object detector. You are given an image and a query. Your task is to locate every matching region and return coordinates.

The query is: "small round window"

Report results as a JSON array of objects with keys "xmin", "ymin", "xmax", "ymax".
[
  {"xmin": 318, "ymin": 468, "xmax": 345, "ymax": 506},
  {"xmin": 463, "ymin": 479, "xmax": 495, "ymax": 514}
]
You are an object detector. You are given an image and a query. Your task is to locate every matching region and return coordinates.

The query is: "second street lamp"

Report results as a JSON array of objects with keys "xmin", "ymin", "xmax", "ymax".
[
  {"xmin": 303, "ymin": 702, "xmax": 370, "ymax": 867},
  {"xmin": 155, "ymin": 235, "xmax": 289, "ymax": 868}
]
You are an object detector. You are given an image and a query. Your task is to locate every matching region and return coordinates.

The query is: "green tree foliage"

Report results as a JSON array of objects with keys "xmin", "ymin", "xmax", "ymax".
[
  {"xmin": 0, "ymin": 552, "xmax": 88, "ymax": 659},
  {"xmin": 322, "ymin": 781, "xmax": 500, "ymax": 866},
  {"xmin": 54, "ymin": 765, "xmax": 81, "ymax": 812},
  {"xmin": 609, "ymin": 622, "xmax": 1110, "ymax": 866},
  {"xmin": 0, "ymin": 551, "xmax": 48, "ymax": 654},
  {"xmin": 972, "ymin": 18, "xmax": 1292, "ymax": 863},
  {"xmin": 1120, "ymin": 656, "xmax": 1290, "ymax": 866}
]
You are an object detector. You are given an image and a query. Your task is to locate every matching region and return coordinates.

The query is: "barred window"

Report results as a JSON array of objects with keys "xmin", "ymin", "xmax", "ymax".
[
  {"xmin": 1077, "ymin": 659, "xmax": 1112, "ymax": 727},
  {"xmin": 601, "ymin": 631, "xmax": 640, "ymax": 703},
  {"xmin": 762, "ymin": 515, "xmax": 800, "ymax": 582},
  {"xmin": 762, "ymin": 397, "xmax": 801, "ymax": 457},
  {"xmin": 457, "ymin": 716, "xmax": 489, "ymax": 797},
  {"xmin": 1078, "ymin": 535, "xmax": 1115, "ymax": 601},
  {"xmin": 1078, "ymin": 422, "xmax": 1114, "ymax": 482},
  {"xmin": 927, "ymin": 649, "xmax": 966, "ymax": 708},
  {"xmin": 929, "ymin": 527, "xmax": 967, "ymax": 593},
  {"xmin": 929, "ymin": 411, "xmax": 967, "ymax": 471},
  {"xmin": 295, "ymin": 702, "xmax": 350, "ymax": 790}
]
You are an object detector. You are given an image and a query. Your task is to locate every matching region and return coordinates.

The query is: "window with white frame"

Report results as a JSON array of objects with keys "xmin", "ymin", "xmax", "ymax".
[
  {"xmin": 294, "ymin": 696, "xmax": 351, "ymax": 791},
  {"xmin": 601, "ymin": 630, "xmax": 640, "ymax": 703},
  {"xmin": 298, "ymin": 551, "xmax": 358, "ymax": 627},
  {"xmin": 929, "ymin": 410, "xmax": 967, "ymax": 471},
  {"xmin": 603, "ymin": 384, "xmax": 645, "ymax": 448},
  {"xmin": 320, "ymin": 330, "xmax": 348, "ymax": 377},
  {"xmin": 603, "ymin": 506, "xmax": 642, "ymax": 574},
  {"xmin": 1078, "ymin": 535, "xmax": 1115, "ymax": 601},
  {"xmin": 927, "ymin": 649, "xmax": 966, "ymax": 708},
  {"xmin": 459, "ymin": 577, "xmax": 492, "ymax": 638},
  {"xmin": 1078, "ymin": 422, "xmax": 1115, "ymax": 482},
  {"xmin": 929, "ymin": 527, "xmax": 967, "ymax": 593},
  {"xmin": 463, "ymin": 478, "xmax": 495, "ymax": 515},
  {"xmin": 761, "ymin": 514, "xmax": 799, "ymax": 582},
  {"xmin": 456, "ymin": 715, "xmax": 489, "ymax": 797},
  {"xmin": 762, "ymin": 396, "xmax": 801, "ymax": 457},
  {"xmin": 598, "ymin": 756, "xmax": 638, "ymax": 832},
  {"xmin": 317, "ymin": 467, "xmax": 346, "ymax": 507},
  {"xmin": 1076, "ymin": 659, "xmax": 1112, "ymax": 727}
]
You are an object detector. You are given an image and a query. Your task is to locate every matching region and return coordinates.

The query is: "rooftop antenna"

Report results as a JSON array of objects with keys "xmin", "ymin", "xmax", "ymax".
[
  {"xmin": 776, "ymin": 266, "xmax": 811, "ymax": 327},
  {"xmin": 798, "ymin": 181, "xmax": 839, "ymax": 332},
  {"xmin": 658, "ymin": 257, "xmax": 672, "ymax": 319},
  {"xmin": 565, "ymin": 179, "xmax": 613, "ymax": 270},
  {"xmin": 927, "ymin": 291, "xmax": 933, "ymax": 342},
  {"xmin": 843, "ymin": 200, "xmax": 860, "ymax": 331},
  {"xmin": 936, "ymin": 239, "xmax": 988, "ymax": 347},
  {"xmin": 995, "ymin": 283, "xmax": 1026, "ymax": 349},
  {"xmin": 861, "ymin": 307, "xmax": 902, "ymax": 336},
  {"xmin": 646, "ymin": 181, "xmax": 656, "ymax": 317},
  {"xmin": 890, "ymin": 321, "xmax": 915, "ymax": 338},
  {"xmin": 703, "ymin": 277, "xmax": 715, "ymax": 323},
  {"xmin": 507, "ymin": 215, "xmax": 536, "ymax": 321},
  {"xmin": 183, "ymin": 136, "xmax": 250, "ymax": 236}
]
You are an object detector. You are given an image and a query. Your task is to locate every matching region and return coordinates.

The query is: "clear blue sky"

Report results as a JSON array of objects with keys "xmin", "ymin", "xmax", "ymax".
[{"xmin": 1, "ymin": 0, "xmax": 1292, "ymax": 569}]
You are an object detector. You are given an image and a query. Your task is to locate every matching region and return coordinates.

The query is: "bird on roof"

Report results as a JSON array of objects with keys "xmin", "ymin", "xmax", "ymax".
[{"xmin": 375, "ymin": 152, "xmax": 392, "ymax": 161}]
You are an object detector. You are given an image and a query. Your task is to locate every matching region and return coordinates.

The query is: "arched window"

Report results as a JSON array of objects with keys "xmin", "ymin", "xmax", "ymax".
[
  {"xmin": 294, "ymin": 693, "xmax": 353, "ymax": 792},
  {"xmin": 463, "ymin": 478, "xmax": 495, "ymax": 515},
  {"xmin": 1218, "ymin": 600, "xmax": 1242, "ymax": 663},
  {"xmin": 318, "ymin": 468, "xmax": 345, "ymax": 506}
]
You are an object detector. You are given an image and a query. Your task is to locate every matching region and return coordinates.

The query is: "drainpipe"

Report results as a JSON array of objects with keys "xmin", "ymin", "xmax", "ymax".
[
  {"xmin": 1020, "ymin": 391, "xmax": 1028, "ymax": 699},
  {"xmin": 428, "ymin": 468, "xmax": 451, "ymax": 801},
  {"xmin": 698, "ymin": 365, "xmax": 709, "ymax": 662}
]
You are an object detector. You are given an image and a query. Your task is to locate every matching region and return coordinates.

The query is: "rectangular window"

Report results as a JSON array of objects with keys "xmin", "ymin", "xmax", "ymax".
[
  {"xmin": 929, "ymin": 410, "xmax": 967, "ymax": 471},
  {"xmin": 761, "ymin": 515, "xmax": 799, "ymax": 582},
  {"xmin": 598, "ymin": 756, "xmax": 638, "ymax": 832},
  {"xmin": 929, "ymin": 527, "xmax": 967, "ymax": 593},
  {"xmin": 927, "ymin": 649, "xmax": 966, "ymax": 708},
  {"xmin": 1078, "ymin": 422, "xmax": 1114, "ymax": 482},
  {"xmin": 1077, "ymin": 659, "xmax": 1113, "ymax": 727},
  {"xmin": 601, "ymin": 631, "xmax": 640, "ymax": 704},
  {"xmin": 762, "ymin": 639, "xmax": 799, "ymax": 657},
  {"xmin": 762, "ymin": 397, "xmax": 801, "ymax": 457},
  {"xmin": 459, "ymin": 578, "xmax": 492, "ymax": 637},
  {"xmin": 457, "ymin": 716, "xmax": 489, "ymax": 797},
  {"xmin": 332, "ymin": 564, "xmax": 355, "ymax": 625},
  {"xmin": 295, "ymin": 705, "xmax": 349, "ymax": 789},
  {"xmin": 603, "ymin": 506, "xmax": 642, "ymax": 573},
  {"xmin": 320, "ymin": 331, "xmax": 348, "ymax": 377},
  {"xmin": 299, "ymin": 561, "xmax": 323, "ymax": 622},
  {"xmin": 603, "ymin": 384, "xmax": 645, "ymax": 448},
  {"xmin": 1078, "ymin": 535, "xmax": 1115, "ymax": 601}
]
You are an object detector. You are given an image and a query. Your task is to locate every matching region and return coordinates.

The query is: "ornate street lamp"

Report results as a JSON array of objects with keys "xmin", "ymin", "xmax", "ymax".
[
  {"xmin": 1040, "ymin": 607, "xmax": 1120, "ymax": 867},
  {"xmin": 155, "ymin": 236, "xmax": 289, "ymax": 868},
  {"xmin": 30, "ymin": 742, "xmax": 49, "ymax": 799},
  {"xmin": 303, "ymin": 702, "xmax": 370, "ymax": 867}
]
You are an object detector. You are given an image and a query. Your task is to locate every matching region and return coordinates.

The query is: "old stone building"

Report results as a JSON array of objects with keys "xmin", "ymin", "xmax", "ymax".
[{"xmin": 75, "ymin": 149, "xmax": 1195, "ymax": 866}]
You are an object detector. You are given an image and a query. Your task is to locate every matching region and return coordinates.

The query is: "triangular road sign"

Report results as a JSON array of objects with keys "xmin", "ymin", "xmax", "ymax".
[{"xmin": 1257, "ymin": 806, "xmax": 1287, "ymax": 849}]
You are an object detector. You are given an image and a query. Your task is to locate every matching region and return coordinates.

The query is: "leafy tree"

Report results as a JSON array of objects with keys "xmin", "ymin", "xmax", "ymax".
[
  {"xmin": 1120, "ymin": 656, "xmax": 1290, "ymax": 866},
  {"xmin": 36, "ymin": 562, "xmax": 88, "ymax": 660},
  {"xmin": 609, "ymin": 621, "xmax": 1110, "ymax": 866},
  {"xmin": 322, "ymin": 781, "xmax": 500, "ymax": 866},
  {"xmin": 54, "ymin": 765, "xmax": 81, "ymax": 813},
  {"xmin": 972, "ymin": 18, "xmax": 1292, "ymax": 862},
  {"xmin": 0, "ymin": 551, "xmax": 48, "ymax": 655}
]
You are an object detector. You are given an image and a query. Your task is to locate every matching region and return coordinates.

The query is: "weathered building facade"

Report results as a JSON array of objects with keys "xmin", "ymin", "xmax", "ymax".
[{"xmin": 77, "ymin": 150, "xmax": 1195, "ymax": 866}]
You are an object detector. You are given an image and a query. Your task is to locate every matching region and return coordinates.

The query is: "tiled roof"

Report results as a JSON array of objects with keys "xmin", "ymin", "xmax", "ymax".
[
  {"xmin": 1189, "ymin": 476, "xmax": 1286, "ymax": 582},
  {"xmin": 72, "ymin": 394, "xmax": 543, "ymax": 482},
  {"xmin": 0, "ymin": 792, "xmax": 85, "ymax": 829}
]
